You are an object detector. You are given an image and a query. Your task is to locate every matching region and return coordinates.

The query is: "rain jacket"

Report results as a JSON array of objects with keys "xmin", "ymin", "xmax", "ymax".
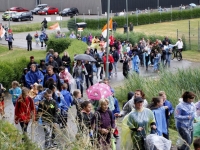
[
  {"xmin": 25, "ymin": 69, "xmax": 44, "ymax": 88},
  {"xmin": 60, "ymin": 89, "xmax": 73, "ymax": 111},
  {"xmin": 9, "ymin": 87, "xmax": 22, "ymax": 103}
]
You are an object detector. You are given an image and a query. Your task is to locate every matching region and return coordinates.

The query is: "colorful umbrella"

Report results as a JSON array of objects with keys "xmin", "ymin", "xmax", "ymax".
[{"xmin": 86, "ymin": 83, "xmax": 112, "ymax": 100}]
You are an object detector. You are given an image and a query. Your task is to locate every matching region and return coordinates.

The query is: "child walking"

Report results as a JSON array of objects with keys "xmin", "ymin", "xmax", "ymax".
[
  {"xmin": 60, "ymin": 83, "xmax": 73, "ymax": 128},
  {"xmin": 9, "ymin": 81, "xmax": 22, "ymax": 106}
]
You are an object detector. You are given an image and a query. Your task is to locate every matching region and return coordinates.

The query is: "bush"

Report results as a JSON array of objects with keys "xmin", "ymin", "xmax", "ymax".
[
  {"xmin": 0, "ymin": 120, "xmax": 39, "ymax": 150},
  {"xmin": 73, "ymin": 8, "xmax": 200, "ymax": 29},
  {"xmin": 47, "ymin": 37, "xmax": 72, "ymax": 54},
  {"xmin": 115, "ymin": 68, "xmax": 200, "ymax": 129},
  {"xmin": 0, "ymin": 57, "xmax": 29, "ymax": 89}
]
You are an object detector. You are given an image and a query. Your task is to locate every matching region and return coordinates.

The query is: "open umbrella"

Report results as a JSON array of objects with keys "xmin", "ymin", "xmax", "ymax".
[
  {"xmin": 86, "ymin": 83, "xmax": 112, "ymax": 100},
  {"xmin": 74, "ymin": 54, "xmax": 96, "ymax": 62},
  {"xmin": 189, "ymin": 3, "xmax": 196, "ymax": 7}
]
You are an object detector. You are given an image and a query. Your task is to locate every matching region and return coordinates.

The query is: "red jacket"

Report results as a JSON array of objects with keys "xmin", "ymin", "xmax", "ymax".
[
  {"xmin": 15, "ymin": 96, "xmax": 35, "ymax": 123},
  {"xmin": 102, "ymin": 54, "xmax": 114, "ymax": 72}
]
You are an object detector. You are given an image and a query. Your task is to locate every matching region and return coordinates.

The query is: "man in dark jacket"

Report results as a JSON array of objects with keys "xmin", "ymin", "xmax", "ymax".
[
  {"xmin": 110, "ymin": 46, "xmax": 119, "ymax": 76},
  {"xmin": 113, "ymin": 21, "xmax": 117, "ymax": 31},
  {"xmin": 46, "ymin": 56, "xmax": 59, "ymax": 73},
  {"xmin": 84, "ymin": 61, "xmax": 93, "ymax": 89},
  {"xmin": 129, "ymin": 22, "xmax": 134, "ymax": 32},
  {"xmin": 41, "ymin": 18, "xmax": 48, "ymax": 31},
  {"xmin": 27, "ymin": 56, "xmax": 38, "ymax": 71},
  {"xmin": 53, "ymin": 52, "xmax": 63, "ymax": 67},
  {"xmin": 123, "ymin": 24, "xmax": 128, "ymax": 33},
  {"xmin": 37, "ymin": 89, "xmax": 58, "ymax": 148},
  {"xmin": 26, "ymin": 33, "xmax": 32, "ymax": 51}
]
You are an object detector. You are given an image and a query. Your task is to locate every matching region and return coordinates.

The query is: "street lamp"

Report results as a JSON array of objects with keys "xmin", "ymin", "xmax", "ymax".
[
  {"xmin": 126, "ymin": 0, "xmax": 129, "ymax": 41},
  {"xmin": 105, "ymin": 0, "xmax": 110, "ymax": 79},
  {"xmin": 8, "ymin": 0, "xmax": 10, "ymax": 29},
  {"xmin": 157, "ymin": 0, "xmax": 159, "ymax": 9}
]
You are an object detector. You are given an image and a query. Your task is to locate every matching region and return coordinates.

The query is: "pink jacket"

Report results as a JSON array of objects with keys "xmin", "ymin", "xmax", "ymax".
[{"xmin": 59, "ymin": 70, "xmax": 72, "ymax": 84}]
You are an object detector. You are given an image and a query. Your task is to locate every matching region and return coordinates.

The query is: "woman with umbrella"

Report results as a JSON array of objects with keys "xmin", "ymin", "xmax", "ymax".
[{"xmin": 73, "ymin": 60, "xmax": 87, "ymax": 97}]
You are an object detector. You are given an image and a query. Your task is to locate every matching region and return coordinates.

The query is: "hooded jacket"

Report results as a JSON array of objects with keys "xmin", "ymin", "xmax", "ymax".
[{"xmin": 25, "ymin": 69, "xmax": 44, "ymax": 88}]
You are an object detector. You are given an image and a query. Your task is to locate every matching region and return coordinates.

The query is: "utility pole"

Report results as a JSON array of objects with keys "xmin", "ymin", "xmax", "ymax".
[
  {"xmin": 126, "ymin": 0, "xmax": 129, "ymax": 41},
  {"xmin": 106, "ymin": 0, "xmax": 110, "ymax": 79}
]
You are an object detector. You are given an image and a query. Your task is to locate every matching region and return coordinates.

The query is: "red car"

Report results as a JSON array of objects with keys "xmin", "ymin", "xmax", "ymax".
[
  {"xmin": 38, "ymin": 7, "xmax": 59, "ymax": 15},
  {"xmin": 8, "ymin": 7, "xmax": 29, "ymax": 12}
]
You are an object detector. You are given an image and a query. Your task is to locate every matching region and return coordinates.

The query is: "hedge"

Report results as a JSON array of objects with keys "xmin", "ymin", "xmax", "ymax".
[
  {"xmin": 46, "ymin": 37, "xmax": 72, "ymax": 54},
  {"xmin": 69, "ymin": 8, "xmax": 200, "ymax": 30}
]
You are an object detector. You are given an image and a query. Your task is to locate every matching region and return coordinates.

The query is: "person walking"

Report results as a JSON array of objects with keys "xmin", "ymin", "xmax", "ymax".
[
  {"xmin": 175, "ymin": 91, "xmax": 196, "ymax": 150},
  {"xmin": 26, "ymin": 33, "xmax": 32, "ymax": 51},
  {"xmin": 9, "ymin": 81, "xmax": 22, "ymax": 106},
  {"xmin": 112, "ymin": 21, "xmax": 117, "ymax": 31},
  {"xmin": 41, "ymin": 18, "xmax": 48, "ymax": 31},
  {"xmin": 123, "ymin": 24, "xmax": 128, "ymax": 33},
  {"xmin": 110, "ymin": 46, "xmax": 119, "ymax": 76},
  {"xmin": 129, "ymin": 22, "xmax": 134, "ymax": 32},
  {"xmin": 15, "ymin": 87, "xmax": 35, "ymax": 135},
  {"xmin": 84, "ymin": 61, "xmax": 93, "ymax": 89},
  {"xmin": 7, "ymin": 32, "xmax": 14, "ymax": 50}
]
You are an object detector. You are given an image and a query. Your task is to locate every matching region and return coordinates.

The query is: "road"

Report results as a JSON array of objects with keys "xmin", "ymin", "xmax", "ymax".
[
  {"xmin": 0, "ymin": 13, "xmax": 106, "ymax": 26},
  {"xmin": 2, "ymin": 57, "xmax": 200, "ymax": 149}
]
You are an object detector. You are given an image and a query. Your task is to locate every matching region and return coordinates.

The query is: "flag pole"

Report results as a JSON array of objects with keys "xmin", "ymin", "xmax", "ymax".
[{"xmin": 106, "ymin": 0, "xmax": 110, "ymax": 79}]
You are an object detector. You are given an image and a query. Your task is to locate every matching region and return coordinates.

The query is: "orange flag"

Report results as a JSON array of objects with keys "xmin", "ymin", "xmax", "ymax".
[
  {"xmin": 49, "ymin": 23, "xmax": 60, "ymax": 30},
  {"xmin": 0, "ymin": 26, "xmax": 6, "ymax": 38},
  {"xmin": 102, "ymin": 18, "xmax": 113, "ymax": 38}
]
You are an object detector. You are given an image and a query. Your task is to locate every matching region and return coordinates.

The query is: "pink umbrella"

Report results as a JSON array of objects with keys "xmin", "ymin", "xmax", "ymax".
[{"xmin": 86, "ymin": 83, "xmax": 112, "ymax": 100}]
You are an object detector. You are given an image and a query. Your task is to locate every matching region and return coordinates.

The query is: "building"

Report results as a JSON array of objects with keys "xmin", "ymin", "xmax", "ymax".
[{"xmin": 0, "ymin": 0, "xmax": 199, "ymax": 15}]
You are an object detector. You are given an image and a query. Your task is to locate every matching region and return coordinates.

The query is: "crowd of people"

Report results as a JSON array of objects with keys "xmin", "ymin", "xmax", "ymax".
[{"xmin": 0, "ymin": 21, "xmax": 198, "ymax": 150}]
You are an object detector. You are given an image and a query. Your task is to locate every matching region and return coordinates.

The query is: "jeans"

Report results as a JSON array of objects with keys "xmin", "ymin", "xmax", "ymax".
[
  {"xmin": 76, "ymin": 78, "xmax": 83, "ymax": 96},
  {"xmin": 8, "ymin": 41, "xmax": 12, "ymax": 50},
  {"xmin": 113, "ymin": 61, "xmax": 118, "ymax": 73},
  {"xmin": 177, "ymin": 127, "xmax": 193, "ymax": 150},
  {"xmin": 96, "ymin": 67, "xmax": 102, "ymax": 82},
  {"xmin": 20, "ymin": 122, "xmax": 29, "ymax": 133},
  {"xmin": 27, "ymin": 41, "xmax": 32, "ymax": 51},
  {"xmin": 165, "ymin": 54, "xmax": 171, "ymax": 67},
  {"xmin": 145, "ymin": 55, "xmax": 149, "ymax": 70},
  {"xmin": 85, "ymin": 75, "xmax": 93, "ymax": 89},
  {"xmin": 43, "ymin": 122, "xmax": 56, "ymax": 148}
]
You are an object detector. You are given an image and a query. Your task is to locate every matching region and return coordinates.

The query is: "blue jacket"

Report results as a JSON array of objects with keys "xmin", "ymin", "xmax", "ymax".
[
  {"xmin": 61, "ymin": 90, "xmax": 73, "ymax": 111},
  {"xmin": 112, "ymin": 97, "xmax": 120, "ymax": 114},
  {"xmin": 52, "ymin": 91, "xmax": 65, "ymax": 110},
  {"xmin": 152, "ymin": 106, "xmax": 168, "ymax": 135},
  {"xmin": 175, "ymin": 101, "xmax": 196, "ymax": 129},
  {"xmin": 45, "ymin": 53, "xmax": 53, "ymax": 63},
  {"xmin": 9, "ymin": 87, "xmax": 22, "ymax": 103},
  {"xmin": 163, "ymin": 100, "xmax": 174, "ymax": 119},
  {"xmin": 25, "ymin": 69, "xmax": 44, "ymax": 88}
]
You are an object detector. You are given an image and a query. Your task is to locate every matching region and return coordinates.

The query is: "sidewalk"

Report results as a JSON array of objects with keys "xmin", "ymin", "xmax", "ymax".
[{"xmin": 0, "ymin": 28, "xmax": 69, "ymax": 50}]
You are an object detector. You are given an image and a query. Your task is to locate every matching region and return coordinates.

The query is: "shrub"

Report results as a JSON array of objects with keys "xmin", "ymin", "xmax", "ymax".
[
  {"xmin": 46, "ymin": 37, "xmax": 72, "ymax": 54},
  {"xmin": 0, "ymin": 120, "xmax": 39, "ymax": 150},
  {"xmin": 115, "ymin": 68, "xmax": 200, "ymax": 129},
  {"xmin": 72, "ymin": 8, "xmax": 200, "ymax": 30}
]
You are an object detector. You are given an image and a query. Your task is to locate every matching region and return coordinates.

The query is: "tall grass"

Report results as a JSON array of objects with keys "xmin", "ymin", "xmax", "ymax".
[{"xmin": 115, "ymin": 68, "xmax": 200, "ymax": 129}]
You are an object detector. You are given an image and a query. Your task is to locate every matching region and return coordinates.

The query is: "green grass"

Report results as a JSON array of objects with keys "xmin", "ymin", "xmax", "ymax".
[
  {"xmin": 182, "ymin": 50, "xmax": 200, "ymax": 62},
  {"xmin": 10, "ymin": 20, "xmax": 68, "ymax": 33},
  {"xmin": 117, "ymin": 18, "xmax": 200, "ymax": 50}
]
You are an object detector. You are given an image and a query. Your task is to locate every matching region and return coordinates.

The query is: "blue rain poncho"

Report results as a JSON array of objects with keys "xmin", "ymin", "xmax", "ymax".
[{"xmin": 121, "ymin": 108, "xmax": 155, "ymax": 150}]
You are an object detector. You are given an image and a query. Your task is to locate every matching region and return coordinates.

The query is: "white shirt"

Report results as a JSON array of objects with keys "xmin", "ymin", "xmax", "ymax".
[{"xmin": 175, "ymin": 41, "xmax": 183, "ymax": 49}]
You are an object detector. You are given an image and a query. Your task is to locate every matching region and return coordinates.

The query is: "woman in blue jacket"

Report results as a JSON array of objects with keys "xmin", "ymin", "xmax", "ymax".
[
  {"xmin": 25, "ymin": 64, "xmax": 44, "ymax": 89},
  {"xmin": 9, "ymin": 81, "xmax": 22, "ymax": 106},
  {"xmin": 132, "ymin": 52, "xmax": 140, "ymax": 74},
  {"xmin": 175, "ymin": 91, "xmax": 196, "ymax": 150}
]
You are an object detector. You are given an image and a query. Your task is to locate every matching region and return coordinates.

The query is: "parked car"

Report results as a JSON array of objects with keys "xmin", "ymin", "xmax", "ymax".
[
  {"xmin": 38, "ymin": 7, "xmax": 59, "ymax": 15},
  {"xmin": 59, "ymin": 7, "xmax": 79, "ymax": 16},
  {"xmin": 2, "ymin": 11, "xmax": 17, "ymax": 21},
  {"xmin": 31, "ymin": 4, "xmax": 48, "ymax": 15},
  {"xmin": 12, "ymin": 12, "xmax": 33, "ymax": 21},
  {"xmin": 8, "ymin": 7, "xmax": 29, "ymax": 12}
]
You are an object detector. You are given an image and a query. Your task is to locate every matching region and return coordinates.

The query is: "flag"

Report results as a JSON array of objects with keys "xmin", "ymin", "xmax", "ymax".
[
  {"xmin": 0, "ymin": 26, "xmax": 6, "ymax": 38},
  {"xmin": 102, "ymin": 18, "xmax": 113, "ymax": 38},
  {"xmin": 49, "ymin": 23, "xmax": 60, "ymax": 31}
]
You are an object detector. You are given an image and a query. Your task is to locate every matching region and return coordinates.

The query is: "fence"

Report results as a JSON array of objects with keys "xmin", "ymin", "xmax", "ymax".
[{"xmin": 177, "ymin": 20, "xmax": 200, "ymax": 50}]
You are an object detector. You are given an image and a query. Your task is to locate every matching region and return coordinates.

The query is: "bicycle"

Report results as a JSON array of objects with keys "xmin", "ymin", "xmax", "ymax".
[{"xmin": 171, "ymin": 47, "xmax": 182, "ymax": 61}]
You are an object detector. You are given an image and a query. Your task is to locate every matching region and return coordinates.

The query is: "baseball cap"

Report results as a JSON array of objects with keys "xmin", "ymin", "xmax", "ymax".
[{"xmin": 134, "ymin": 97, "xmax": 144, "ymax": 103}]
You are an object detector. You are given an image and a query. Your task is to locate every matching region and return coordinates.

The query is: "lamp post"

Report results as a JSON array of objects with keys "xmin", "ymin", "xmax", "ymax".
[
  {"xmin": 126, "ymin": 0, "xmax": 129, "ymax": 41},
  {"xmin": 106, "ymin": 0, "xmax": 110, "ymax": 79},
  {"xmin": 157, "ymin": 0, "xmax": 159, "ymax": 9},
  {"xmin": 8, "ymin": 0, "xmax": 10, "ymax": 29}
]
